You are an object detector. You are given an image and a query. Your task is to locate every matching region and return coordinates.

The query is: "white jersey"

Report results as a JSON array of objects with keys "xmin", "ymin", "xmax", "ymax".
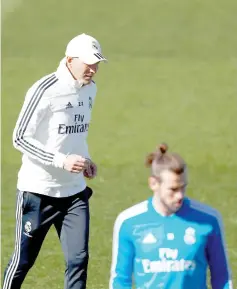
[{"xmin": 13, "ymin": 58, "xmax": 97, "ymax": 197}]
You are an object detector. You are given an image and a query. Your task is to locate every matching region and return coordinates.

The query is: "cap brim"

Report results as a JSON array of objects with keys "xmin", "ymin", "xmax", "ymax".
[{"xmin": 82, "ymin": 52, "xmax": 108, "ymax": 65}]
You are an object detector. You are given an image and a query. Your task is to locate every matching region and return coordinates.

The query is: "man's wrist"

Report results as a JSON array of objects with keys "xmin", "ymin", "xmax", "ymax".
[{"xmin": 53, "ymin": 152, "xmax": 68, "ymax": 169}]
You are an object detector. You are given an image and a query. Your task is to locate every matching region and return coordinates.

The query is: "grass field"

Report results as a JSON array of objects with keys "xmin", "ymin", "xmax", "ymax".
[{"xmin": 1, "ymin": 0, "xmax": 237, "ymax": 288}]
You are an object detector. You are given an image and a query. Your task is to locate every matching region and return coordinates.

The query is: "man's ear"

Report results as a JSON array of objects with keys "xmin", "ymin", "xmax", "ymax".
[
  {"xmin": 148, "ymin": 176, "xmax": 160, "ymax": 191},
  {"xmin": 66, "ymin": 56, "xmax": 73, "ymax": 64}
]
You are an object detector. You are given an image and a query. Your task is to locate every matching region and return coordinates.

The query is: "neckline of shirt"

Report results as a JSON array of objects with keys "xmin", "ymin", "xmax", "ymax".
[
  {"xmin": 55, "ymin": 57, "xmax": 84, "ymax": 89},
  {"xmin": 148, "ymin": 196, "xmax": 188, "ymax": 219}
]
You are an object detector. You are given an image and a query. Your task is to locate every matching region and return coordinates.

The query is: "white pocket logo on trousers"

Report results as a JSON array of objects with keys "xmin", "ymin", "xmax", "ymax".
[{"xmin": 25, "ymin": 221, "xmax": 32, "ymax": 233}]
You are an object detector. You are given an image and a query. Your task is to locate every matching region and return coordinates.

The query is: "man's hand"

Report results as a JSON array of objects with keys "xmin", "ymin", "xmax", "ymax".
[
  {"xmin": 63, "ymin": 155, "xmax": 90, "ymax": 173},
  {"xmin": 83, "ymin": 160, "xmax": 97, "ymax": 179}
]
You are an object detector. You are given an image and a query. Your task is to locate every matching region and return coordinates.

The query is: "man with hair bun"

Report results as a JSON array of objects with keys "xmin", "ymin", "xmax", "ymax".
[{"xmin": 109, "ymin": 143, "xmax": 233, "ymax": 289}]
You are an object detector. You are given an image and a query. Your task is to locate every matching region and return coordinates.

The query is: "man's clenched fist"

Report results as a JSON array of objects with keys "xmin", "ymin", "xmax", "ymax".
[{"xmin": 63, "ymin": 155, "xmax": 90, "ymax": 173}]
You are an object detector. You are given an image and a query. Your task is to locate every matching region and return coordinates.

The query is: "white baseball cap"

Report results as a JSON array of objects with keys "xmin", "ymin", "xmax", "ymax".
[{"xmin": 65, "ymin": 33, "xmax": 107, "ymax": 65}]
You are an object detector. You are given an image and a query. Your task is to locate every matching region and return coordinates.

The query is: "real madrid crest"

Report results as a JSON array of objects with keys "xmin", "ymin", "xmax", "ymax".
[
  {"xmin": 92, "ymin": 41, "xmax": 99, "ymax": 50},
  {"xmin": 24, "ymin": 221, "xmax": 32, "ymax": 233},
  {"xmin": 184, "ymin": 227, "xmax": 196, "ymax": 245}
]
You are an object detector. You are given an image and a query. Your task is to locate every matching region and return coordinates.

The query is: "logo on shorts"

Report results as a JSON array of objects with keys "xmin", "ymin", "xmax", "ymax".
[
  {"xmin": 23, "ymin": 221, "xmax": 33, "ymax": 238},
  {"xmin": 25, "ymin": 221, "xmax": 32, "ymax": 233}
]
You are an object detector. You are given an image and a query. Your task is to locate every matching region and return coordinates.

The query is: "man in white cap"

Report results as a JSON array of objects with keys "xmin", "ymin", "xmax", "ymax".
[{"xmin": 3, "ymin": 33, "xmax": 107, "ymax": 289}]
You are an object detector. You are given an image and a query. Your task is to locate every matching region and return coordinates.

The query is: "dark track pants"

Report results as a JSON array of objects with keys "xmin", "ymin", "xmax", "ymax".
[{"xmin": 3, "ymin": 187, "xmax": 93, "ymax": 289}]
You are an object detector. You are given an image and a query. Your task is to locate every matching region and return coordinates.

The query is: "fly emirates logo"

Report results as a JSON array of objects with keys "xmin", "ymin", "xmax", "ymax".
[{"xmin": 142, "ymin": 248, "xmax": 196, "ymax": 273}]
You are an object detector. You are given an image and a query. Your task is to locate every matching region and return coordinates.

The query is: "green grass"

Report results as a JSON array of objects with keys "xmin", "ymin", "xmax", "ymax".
[{"xmin": 1, "ymin": 0, "xmax": 237, "ymax": 288}]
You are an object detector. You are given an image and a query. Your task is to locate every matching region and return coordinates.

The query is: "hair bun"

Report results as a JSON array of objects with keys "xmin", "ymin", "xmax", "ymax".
[
  {"xmin": 145, "ymin": 153, "xmax": 155, "ymax": 167},
  {"xmin": 158, "ymin": 143, "xmax": 168, "ymax": 154}
]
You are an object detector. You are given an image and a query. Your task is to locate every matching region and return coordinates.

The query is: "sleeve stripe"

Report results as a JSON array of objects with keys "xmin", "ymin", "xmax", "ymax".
[
  {"xmin": 15, "ymin": 74, "xmax": 58, "ymax": 162},
  {"xmin": 16, "ymin": 74, "xmax": 55, "ymax": 132},
  {"xmin": 109, "ymin": 214, "xmax": 124, "ymax": 288},
  {"xmin": 215, "ymin": 212, "xmax": 232, "ymax": 277},
  {"xmin": 109, "ymin": 201, "xmax": 148, "ymax": 289},
  {"xmin": 189, "ymin": 199, "xmax": 232, "ymax": 277},
  {"xmin": 14, "ymin": 139, "xmax": 53, "ymax": 162}
]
